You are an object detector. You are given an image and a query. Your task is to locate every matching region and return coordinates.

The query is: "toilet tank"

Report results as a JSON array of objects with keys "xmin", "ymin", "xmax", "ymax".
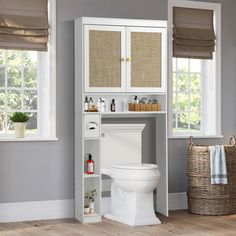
[{"xmin": 101, "ymin": 124, "xmax": 145, "ymax": 174}]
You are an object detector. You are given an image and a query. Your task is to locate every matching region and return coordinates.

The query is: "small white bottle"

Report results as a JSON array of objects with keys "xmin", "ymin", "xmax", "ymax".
[
  {"xmin": 101, "ymin": 100, "xmax": 106, "ymax": 112},
  {"xmin": 96, "ymin": 98, "xmax": 102, "ymax": 112}
]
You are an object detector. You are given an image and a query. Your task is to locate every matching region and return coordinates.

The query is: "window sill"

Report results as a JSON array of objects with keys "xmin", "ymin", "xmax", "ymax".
[
  {"xmin": 168, "ymin": 135, "xmax": 224, "ymax": 139},
  {"xmin": 0, "ymin": 137, "xmax": 59, "ymax": 142}
]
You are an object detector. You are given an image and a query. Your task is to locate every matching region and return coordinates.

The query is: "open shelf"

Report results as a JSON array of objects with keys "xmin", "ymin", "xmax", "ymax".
[
  {"xmin": 84, "ymin": 173, "xmax": 100, "ymax": 178},
  {"xmin": 84, "ymin": 137, "xmax": 100, "ymax": 140},
  {"xmin": 102, "ymin": 111, "xmax": 166, "ymax": 118},
  {"xmin": 83, "ymin": 111, "xmax": 166, "ymax": 118},
  {"xmin": 83, "ymin": 212, "xmax": 102, "ymax": 223}
]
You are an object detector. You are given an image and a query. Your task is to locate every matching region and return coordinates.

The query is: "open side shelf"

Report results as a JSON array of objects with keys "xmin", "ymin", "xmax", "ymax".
[
  {"xmin": 83, "ymin": 213, "xmax": 102, "ymax": 223},
  {"xmin": 84, "ymin": 173, "xmax": 100, "ymax": 178}
]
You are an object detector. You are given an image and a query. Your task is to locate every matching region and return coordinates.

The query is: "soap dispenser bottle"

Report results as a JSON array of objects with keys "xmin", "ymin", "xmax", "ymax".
[
  {"xmin": 86, "ymin": 154, "xmax": 94, "ymax": 174},
  {"xmin": 84, "ymin": 97, "xmax": 89, "ymax": 112},
  {"xmin": 111, "ymin": 99, "xmax": 116, "ymax": 112}
]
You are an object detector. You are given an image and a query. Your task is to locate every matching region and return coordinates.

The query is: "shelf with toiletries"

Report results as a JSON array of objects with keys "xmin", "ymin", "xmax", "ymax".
[
  {"xmin": 83, "ymin": 94, "xmax": 166, "ymax": 114},
  {"xmin": 84, "ymin": 139, "xmax": 100, "ymax": 176}
]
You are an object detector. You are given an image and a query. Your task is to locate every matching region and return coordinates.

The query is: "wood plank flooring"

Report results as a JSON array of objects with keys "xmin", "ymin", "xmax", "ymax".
[{"xmin": 0, "ymin": 210, "xmax": 236, "ymax": 236}]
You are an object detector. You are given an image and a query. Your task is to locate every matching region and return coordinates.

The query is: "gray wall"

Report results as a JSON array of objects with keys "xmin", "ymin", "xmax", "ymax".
[{"xmin": 0, "ymin": 0, "xmax": 236, "ymax": 204}]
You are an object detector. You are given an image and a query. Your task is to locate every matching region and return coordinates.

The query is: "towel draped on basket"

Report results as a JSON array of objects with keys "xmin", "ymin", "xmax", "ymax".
[{"xmin": 209, "ymin": 145, "xmax": 228, "ymax": 184}]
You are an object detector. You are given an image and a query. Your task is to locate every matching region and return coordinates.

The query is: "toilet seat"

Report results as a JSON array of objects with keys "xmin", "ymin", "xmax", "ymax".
[
  {"xmin": 112, "ymin": 163, "xmax": 158, "ymax": 170},
  {"xmin": 111, "ymin": 163, "xmax": 160, "ymax": 181}
]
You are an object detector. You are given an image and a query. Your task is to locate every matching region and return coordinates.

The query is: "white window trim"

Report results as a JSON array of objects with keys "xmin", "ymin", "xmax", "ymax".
[
  {"xmin": 168, "ymin": 0, "xmax": 222, "ymax": 138},
  {"xmin": 45, "ymin": 0, "xmax": 57, "ymax": 139},
  {"xmin": 0, "ymin": 0, "xmax": 57, "ymax": 142}
]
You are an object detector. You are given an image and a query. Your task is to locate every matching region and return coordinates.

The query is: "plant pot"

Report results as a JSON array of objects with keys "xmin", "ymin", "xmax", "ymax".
[
  {"xmin": 84, "ymin": 207, "xmax": 90, "ymax": 214},
  {"xmin": 13, "ymin": 122, "xmax": 26, "ymax": 138},
  {"xmin": 89, "ymin": 202, "xmax": 95, "ymax": 213}
]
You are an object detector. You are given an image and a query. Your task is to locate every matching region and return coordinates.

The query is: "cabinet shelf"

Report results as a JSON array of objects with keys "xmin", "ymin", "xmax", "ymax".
[
  {"xmin": 83, "ymin": 111, "xmax": 166, "ymax": 118},
  {"xmin": 84, "ymin": 173, "xmax": 100, "ymax": 178},
  {"xmin": 84, "ymin": 137, "xmax": 100, "ymax": 140},
  {"xmin": 83, "ymin": 212, "xmax": 101, "ymax": 223},
  {"xmin": 103, "ymin": 111, "xmax": 166, "ymax": 118}
]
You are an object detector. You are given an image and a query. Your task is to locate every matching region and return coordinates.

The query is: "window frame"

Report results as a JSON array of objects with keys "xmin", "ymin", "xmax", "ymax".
[
  {"xmin": 168, "ymin": 0, "xmax": 222, "ymax": 138},
  {"xmin": 0, "ymin": 0, "xmax": 57, "ymax": 141}
]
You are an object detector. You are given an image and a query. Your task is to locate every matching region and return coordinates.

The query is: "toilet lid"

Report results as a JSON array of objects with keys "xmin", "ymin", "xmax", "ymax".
[{"xmin": 112, "ymin": 163, "xmax": 158, "ymax": 170}]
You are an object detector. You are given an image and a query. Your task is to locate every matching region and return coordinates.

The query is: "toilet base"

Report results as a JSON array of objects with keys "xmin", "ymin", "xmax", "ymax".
[
  {"xmin": 104, "ymin": 213, "xmax": 161, "ymax": 226},
  {"xmin": 103, "ymin": 181, "xmax": 161, "ymax": 226}
]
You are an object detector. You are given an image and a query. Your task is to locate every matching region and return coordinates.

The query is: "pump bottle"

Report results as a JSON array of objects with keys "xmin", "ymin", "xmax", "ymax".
[{"xmin": 86, "ymin": 154, "xmax": 94, "ymax": 174}]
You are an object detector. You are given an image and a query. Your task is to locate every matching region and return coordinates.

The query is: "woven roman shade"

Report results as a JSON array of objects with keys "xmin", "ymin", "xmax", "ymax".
[
  {"xmin": 173, "ymin": 7, "xmax": 216, "ymax": 59},
  {"xmin": 0, "ymin": 0, "xmax": 49, "ymax": 51}
]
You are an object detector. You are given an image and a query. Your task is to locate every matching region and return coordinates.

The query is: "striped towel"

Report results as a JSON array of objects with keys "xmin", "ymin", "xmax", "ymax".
[{"xmin": 209, "ymin": 145, "xmax": 228, "ymax": 184}]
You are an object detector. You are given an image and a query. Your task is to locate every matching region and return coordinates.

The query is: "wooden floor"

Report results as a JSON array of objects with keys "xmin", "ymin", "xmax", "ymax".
[{"xmin": 0, "ymin": 210, "xmax": 236, "ymax": 236}]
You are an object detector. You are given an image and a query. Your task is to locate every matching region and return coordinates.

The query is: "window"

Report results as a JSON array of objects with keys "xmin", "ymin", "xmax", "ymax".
[
  {"xmin": 0, "ymin": 50, "xmax": 38, "ymax": 135},
  {"xmin": 168, "ymin": 0, "xmax": 221, "ymax": 137},
  {"xmin": 0, "ymin": 0, "xmax": 56, "ymax": 139}
]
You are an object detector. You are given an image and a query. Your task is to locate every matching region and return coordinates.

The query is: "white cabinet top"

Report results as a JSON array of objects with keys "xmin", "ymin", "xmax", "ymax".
[{"xmin": 77, "ymin": 17, "xmax": 167, "ymax": 28}]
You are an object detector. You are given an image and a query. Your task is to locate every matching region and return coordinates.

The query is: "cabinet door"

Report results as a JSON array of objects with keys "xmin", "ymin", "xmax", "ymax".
[
  {"xmin": 126, "ymin": 27, "xmax": 167, "ymax": 92},
  {"xmin": 84, "ymin": 25, "xmax": 126, "ymax": 92}
]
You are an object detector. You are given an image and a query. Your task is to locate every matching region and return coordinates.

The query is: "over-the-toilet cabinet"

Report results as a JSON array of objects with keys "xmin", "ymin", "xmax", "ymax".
[
  {"xmin": 74, "ymin": 17, "xmax": 168, "ymax": 224},
  {"xmin": 84, "ymin": 23, "xmax": 166, "ymax": 92}
]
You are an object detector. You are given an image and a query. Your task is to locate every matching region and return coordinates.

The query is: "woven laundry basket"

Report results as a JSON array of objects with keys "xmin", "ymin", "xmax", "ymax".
[{"xmin": 187, "ymin": 136, "xmax": 236, "ymax": 215}]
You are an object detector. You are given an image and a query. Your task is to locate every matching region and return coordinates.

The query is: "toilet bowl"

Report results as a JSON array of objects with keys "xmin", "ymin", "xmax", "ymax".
[
  {"xmin": 112, "ymin": 164, "xmax": 160, "ymax": 193},
  {"xmin": 101, "ymin": 124, "xmax": 161, "ymax": 226},
  {"xmin": 105, "ymin": 163, "xmax": 161, "ymax": 226}
]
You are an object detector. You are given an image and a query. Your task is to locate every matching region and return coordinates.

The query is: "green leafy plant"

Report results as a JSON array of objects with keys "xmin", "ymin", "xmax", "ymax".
[
  {"xmin": 10, "ymin": 112, "xmax": 29, "ymax": 123},
  {"xmin": 85, "ymin": 189, "xmax": 97, "ymax": 203}
]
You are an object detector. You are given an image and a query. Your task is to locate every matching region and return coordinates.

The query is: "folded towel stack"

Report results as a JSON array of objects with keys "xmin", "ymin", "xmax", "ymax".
[{"xmin": 209, "ymin": 145, "xmax": 228, "ymax": 184}]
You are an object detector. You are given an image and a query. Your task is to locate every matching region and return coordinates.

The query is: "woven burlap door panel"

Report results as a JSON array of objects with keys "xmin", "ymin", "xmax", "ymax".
[
  {"xmin": 89, "ymin": 30, "xmax": 121, "ymax": 88},
  {"xmin": 130, "ymin": 32, "xmax": 161, "ymax": 88}
]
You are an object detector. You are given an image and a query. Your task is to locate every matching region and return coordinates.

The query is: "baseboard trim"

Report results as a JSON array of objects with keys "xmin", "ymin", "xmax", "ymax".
[
  {"xmin": 0, "ymin": 193, "xmax": 187, "ymax": 223},
  {"xmin": 0, "ymin": 199, "xmax": 74, "ymax": 223},
  {"xmin": 168, "ymin": 192, "xmax": 187, "ymax": 210}
]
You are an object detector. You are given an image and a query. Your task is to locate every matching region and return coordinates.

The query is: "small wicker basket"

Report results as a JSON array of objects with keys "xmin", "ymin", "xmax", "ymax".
[
  {"xmin": 128, "ymin": 103, "xmax": 161, "ymax": 112},
  {"xmin": 187, "ymin": 136, "xmax": 236, "ymax": 215}
]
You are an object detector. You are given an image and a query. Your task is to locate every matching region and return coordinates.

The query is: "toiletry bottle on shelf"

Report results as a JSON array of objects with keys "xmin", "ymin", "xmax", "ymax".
[
  {"xmin": 84, "ymin": 97, "xmax": 89, "ymax": 112},
  {"xmin": 88, "ymin": 97, "xmax": 93, "ymax": 111},
  {"xmin": 86, "ymin": 154, "xmax": 94, "ymax": 174},
  {"xmin": 96, "ymin": 98, "xmax": 102, "ymax": 112},
  {"xmin": 133, "ymin": 95, "xmax": 139, "ymax": 104},
  {"xmin": 111, "ymin": 99, "xmax": 116, "ymax": 112},
  {"xmin": 101, "ymin": 100, "xmax": 106, "ymax": 112}
]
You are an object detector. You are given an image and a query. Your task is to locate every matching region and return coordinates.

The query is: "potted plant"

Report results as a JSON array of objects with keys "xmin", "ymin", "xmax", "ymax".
[
  {"xmin": 10, "ymin": 112, "xmax": 29, "ymax": 138},
  {"xmin": 84, "ymin": 204, "xmax": 90, "ymax": 214},
  {"xmin": 84, "ymin": 189, "xmax": 97, "ymax": 214}
]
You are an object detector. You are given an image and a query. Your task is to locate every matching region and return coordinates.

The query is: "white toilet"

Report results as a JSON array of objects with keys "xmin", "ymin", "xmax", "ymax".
[{"xmin": 101, "ymin": 124, "xmax": 161, "ymax": 226}]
